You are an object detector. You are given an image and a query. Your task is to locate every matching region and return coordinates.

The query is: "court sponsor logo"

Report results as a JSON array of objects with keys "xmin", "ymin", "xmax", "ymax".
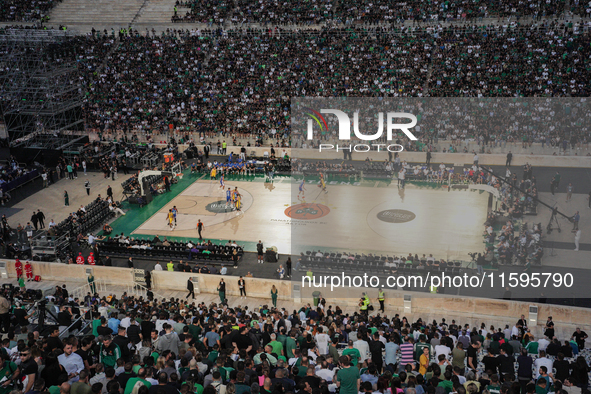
[
  {"xmin": 285, "ymin": 203, "xmax": 330, "ymax": 220},
  {"xmin": 206, "ymin": 200, "xmax": 235, "ymax": 213},
  {"xmin": 376, "ymin": 209, "xmax": 416, "ymax": 223},
  {"xmin": 305, "ymin": 109, "xmax": 417, "ymax": 153}
]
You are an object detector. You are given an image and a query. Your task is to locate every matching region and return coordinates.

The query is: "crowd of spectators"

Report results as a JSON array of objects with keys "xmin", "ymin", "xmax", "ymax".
[
  {"xmin": 0, "ymin": 0, "xmax": 60, "ymax": 22},
  {"xmin": 0, "ymin": 285, "xmax": 590, "ymax": 394},
  {"xmin": 170, "ymin": 0, "xmax": 572, "ymax": 25},
  {"xmin": 3, "ymin": 23, "xmax": 591, "ymax": 151}
]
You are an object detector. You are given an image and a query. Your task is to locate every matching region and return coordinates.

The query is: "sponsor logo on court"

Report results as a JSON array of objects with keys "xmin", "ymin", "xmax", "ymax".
[
  {"xmin": 285, "ymin": 203, "xmax": 330, "ymax": 220},
  {"xmin": 376, "ymin": 209, "xmax": 416, "ymax": 223},
  {"xmin": 206, "ymin": 200, "xmax": 235, "ymax": 213}
]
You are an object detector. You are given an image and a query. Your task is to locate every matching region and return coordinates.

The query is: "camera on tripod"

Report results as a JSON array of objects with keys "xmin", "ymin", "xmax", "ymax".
[{"xmin": 468, "ymin": 252, "xmax": 478, "ymax": 260}]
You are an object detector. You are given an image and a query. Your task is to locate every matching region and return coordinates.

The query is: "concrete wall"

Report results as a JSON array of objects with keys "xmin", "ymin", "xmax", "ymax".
[{"xmin": 3, "ymin": 260, "xmax": 590, "ymax": 339}]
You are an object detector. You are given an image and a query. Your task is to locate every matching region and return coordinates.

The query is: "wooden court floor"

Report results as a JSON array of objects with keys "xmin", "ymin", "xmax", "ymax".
[{"xmin": 132, "ymin": 179, "xmax": 489, "ymax": 259}]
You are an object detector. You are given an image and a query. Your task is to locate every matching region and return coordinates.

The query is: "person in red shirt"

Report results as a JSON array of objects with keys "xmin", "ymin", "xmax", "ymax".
[
  {"xmin": 15, "ymin": 259, "xmax": 23, "ymax": 279},
  {"xmin": 76, "ymin": 252, "xmax": 85, "ymax": 265},
  {"xmin": 24, "ymin": 261, "xmax": 33, "ymax": 281},
  {"xmin": 87, "ymin": 252, "xmax": 95, "ymax": 265}
]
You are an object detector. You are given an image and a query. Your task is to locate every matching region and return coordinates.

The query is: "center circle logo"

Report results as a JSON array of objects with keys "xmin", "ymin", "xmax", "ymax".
[
  {"xmin": 376, "ymin": 209, "xmax": 416, "ymax": 223},
  {"xmin": 285, "ymin": 203, "xmax": 330, "ymax": 220},
  {"xmin": 206, "ymin": 200, "xmax": 234, "ymax": 213}
]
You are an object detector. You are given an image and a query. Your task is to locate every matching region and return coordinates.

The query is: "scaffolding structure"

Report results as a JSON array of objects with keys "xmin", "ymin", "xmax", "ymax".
[{"xmin": 0, "ymin": 29, "xmax": 85, "ymax": 149}]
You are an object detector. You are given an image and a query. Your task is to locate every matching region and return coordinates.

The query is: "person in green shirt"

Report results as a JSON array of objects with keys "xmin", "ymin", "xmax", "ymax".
[
  {"xmin": 270, "ymin": 285, "xmax": 278, "ymax": 308},
  {"xmin": 486, "ymin": 374, "xmax": 501, "ymax": 394},
  {"xmin": 187, "ymin": 318, "xmax": 202, "ymax": 339},
  {"xmin": 328, "ymin": 338, "xmax": 340, "ymax": 363},
  {"xmin": 535, "ymin": 379, "xmax": 548, "ymax": 394},
  {"xmin": 336, "ymin": 355, "xmax": 360, "ymax": 394},
  {"xmin": 437, "ymin": 371, "xmax": 454, "ymax": 394},
  {"xmin": 285, "ymin": 331, "xmax": 297, "ymax": 359},
  {"xmin": 124, "ymin": 368, "xmax": 152, "ymax": 394},
  {"xmin": 525, "ymin": 339, "xmax": 539, "ymax": 355},
  {"xmin": 92, "ymin": 314, "xmax": 101, "ymax": 337},
  {"xmin": 342, "ymin": 341, "xmax": 361, "ymax": 367},
  {"xmin": 415, "ymin": 335, "xmax": 431, "ymax": 362},
  {"xmin": 0, "ymin": 353, "xmax": 18, "ymax": 394},
  {"xmin": 268, "ymin": 333, "xmax": 283, "ymax": 356},
  {"xmin": 207, "ymin": 347, "xmax": 219, "ymax": 364}
]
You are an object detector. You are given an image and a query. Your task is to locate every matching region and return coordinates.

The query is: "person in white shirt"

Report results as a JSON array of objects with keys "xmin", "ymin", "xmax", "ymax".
[
  {"xmin": 58, "ymin": 340, "xmax": 85, "ymax": 383},
  {"xmin": 154, "ymin": 262, "xmax": 163, "ymax": 271},
  {"xmin": 534, "ymin": 350, "xmax": 553, "ymax": 378},
  {"xmin": 353, "ymin": 337, "xmax": 370, "ymax": 363},
  {"xmin": 435, "ymin": 343, "xmax": 451, "ymax": 359},
  {"xmin": 316, "ymin": 361, "xmax": 334, "ymax": 382},
  {"xmin": 109, "ymin": 203, "xmax": 126, "ymax": 216},
  {"xmin": 48, "ymin": 219, "xmax": 56, "ymax": 228},
  {"xmin": 120, "ymin": 314, "xmax": 132, "ymax": 329},
  {"xmin": 315, "ymin": 327, "xmax": 330, "ymax": 355},
  {"xmin": 538, "ymin": 336, "xmax": 550, "ymax": 352}
]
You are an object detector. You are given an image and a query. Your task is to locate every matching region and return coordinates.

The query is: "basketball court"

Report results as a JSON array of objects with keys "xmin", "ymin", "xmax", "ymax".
[{"xmin": 130, "ymin": 176, "xmax": 489, "ymax": 259}]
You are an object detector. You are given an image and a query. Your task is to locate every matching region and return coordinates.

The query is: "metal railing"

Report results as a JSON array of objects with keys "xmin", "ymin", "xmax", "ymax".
[{"xmin": 69, "ymin": 277, "xmax": 168, "ymax": 301}]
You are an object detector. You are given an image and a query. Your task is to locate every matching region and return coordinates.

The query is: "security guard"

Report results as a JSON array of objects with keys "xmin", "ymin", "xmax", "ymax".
[
  {"xmin": 359, "ymin": 293, "xmax": 368, "ymax": 315},
  {"xmin": 167, "ymin": 261, "xmax": 174, "ymax": 271},
  {"xmin": 378, "ymin": 289, "xmax": 385, "ymax": 313},
  {"xmin": 362, "ymin": 292, "xmax": 372, "ymax": 315},
  {"xmin": 430, "ymin": 285, "xmax": 438, "ymax": 294}
]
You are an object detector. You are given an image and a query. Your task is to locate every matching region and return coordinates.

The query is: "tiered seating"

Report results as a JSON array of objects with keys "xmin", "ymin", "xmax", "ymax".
[
  {"xmin": 53, "ymin": 200, "xmax": 114, "ymax": 236},
  {"xmin": 299, "ymin": 251, "xmax": 463, "ymax": 276},
  {"xmin": 361, "ymin": 162, "xmax": 393, "ymax": 179},
  {"xmin": 97, "ymin": 240, "xmax": 244, "ymax": 263}
]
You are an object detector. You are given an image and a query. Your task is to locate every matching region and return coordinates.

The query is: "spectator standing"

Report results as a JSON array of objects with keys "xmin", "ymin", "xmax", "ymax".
[
  {"xmin": 572, "ymin": 328, "xmax": 588, "ymax": 350},
  {"xmin": 566, "ymin": 183, "xmax": 574, "ymax": 202},
  {"xmin": 238, "ymin": 276, "xmax": 246, "ymax": 299},
  {"xmin": 517, "ymin": 349, "xmax": 533, "ymax": 394},
  {"xmin": 572, "ymin": 211, "xmax": 580, "ymax": 231},
  {"xmin": 217, "ymin": 279, "xmax": 226, "ymax": 303},
  {"xmin": 31, "ymin": 211, "xmax": 39, "ymax": 231},
  {"xmin": 336, "ymin": 355, "xmax": 360, "ymax": 394},
  {"xmin": 186, "ymin": 279, "xmax": 195, "ymax": 300},
  {"xmin": 42, "ymin": 171, "xmax": 48, "ymax": 188},
  {"xmin": 271, "ymin": 285, "xmax": 278, "ymax": 308},
  {"xmin": 37, "ymin": 209, "xmax": 45, "ymax": 229}
]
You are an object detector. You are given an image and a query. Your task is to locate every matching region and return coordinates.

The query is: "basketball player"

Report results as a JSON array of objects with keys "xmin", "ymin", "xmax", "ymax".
[
  {"xmin": 219, "ymin": 174, "xmax": 225, "ymax": 189},
  {"xmin": 171, "ymin": 206, "xmax": 178, "ymax": 223},
  {"xmin": 320, "ymin": 174, "xmax": 327, "ymax": 194},
  {"xmin": 235, "ymin": 191, "xmax": 242, "ymax": 211},
  {"xmin": 225, "ymin": 187, "xmax": 232, "ymax": 209},
  {"xmin": 298, "ymin": 179, "xmax": 306, "ymax": 200},
  {"xmin": 232, "ymin": 187, "xmax": 239, "ymax": 209},
  {"xmin": 167, "ymin": 209, "xmax": 175, "ymax": 230},
  {"xmin": 210, "ymin": 166, "xmax": 217, "ymax": 180}
]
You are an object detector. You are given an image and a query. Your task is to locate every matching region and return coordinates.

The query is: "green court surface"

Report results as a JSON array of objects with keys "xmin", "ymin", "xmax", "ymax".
[{"xmin": 103, "ymin": 170, "xmax": 276, "ymax": 251}]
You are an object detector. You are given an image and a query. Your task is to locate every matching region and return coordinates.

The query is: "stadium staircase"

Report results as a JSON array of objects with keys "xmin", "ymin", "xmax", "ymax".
[
  {"xmin": 69, "ymin": 278, "xmax": 167, "ymax": 301},
  {"xmin": 48, "ymin": 0, "xmax": 146, "ymax": 33},
  {"xmin": 132, "ymin": 0, "xmax": 184, "ymax": 29}
]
